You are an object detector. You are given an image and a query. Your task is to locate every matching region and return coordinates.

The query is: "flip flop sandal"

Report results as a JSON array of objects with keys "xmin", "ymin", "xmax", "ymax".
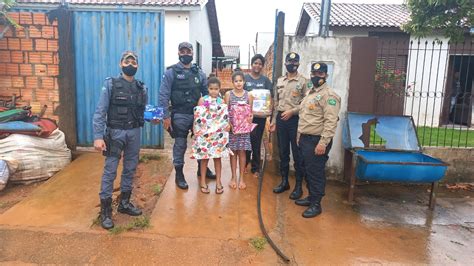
[
  {"xmin": 216, "ymin": 185, "xmax": 224, "ymax": 194},
  {"xmin": 200, "ymin": 185, "xmax": 210, "ymax": 194}
]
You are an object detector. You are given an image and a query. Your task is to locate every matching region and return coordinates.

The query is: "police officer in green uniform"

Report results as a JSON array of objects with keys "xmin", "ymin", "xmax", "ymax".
[
  {"xmin": 93, "ymin": 51, "xmax": 147, "ymax": 229},
  {"xmin": 270, "ymin": 52, "xmax": 308, "ymax": 200},
  {"xmin": 295, "ymin": 62, "xmax": 341, "ymax": 218}
]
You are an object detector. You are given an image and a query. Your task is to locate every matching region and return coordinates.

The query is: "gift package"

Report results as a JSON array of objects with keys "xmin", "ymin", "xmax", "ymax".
[
  {"xmin": 191, "ymin": 100, "xmax": 230, "ymax": 159},
  {"xmin": 250, "ymin": 89, "xmax": 272, "ymax": 117},
  {"xmin": 229, "ymin": 102, "xmax": 257, "ymax": 134},
  {"xmin": 144, "ymin": 105, "xmax": 164, "ymax": 121}
]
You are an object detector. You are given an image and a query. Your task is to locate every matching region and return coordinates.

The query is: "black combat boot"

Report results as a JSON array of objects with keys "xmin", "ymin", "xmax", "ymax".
[
  {"xmin": 295, "ymin": 196, "xmax": 311, "ymax": 206},
  {"xmin": 100, "ymin": 197, "xmax": 114, "ymax": 230},
  {"xmin": 197, "ymin": 163, "xmax": 216, "ymax": 179},
  {"xmin": 289, "ymin": 180, "xmax": 303, "ymax": 200},
  {"xmin": 117, "ymin": 191, "xmax": 142, "ymax": 216},
  {"xmin": 273, "ymin": 176, "xmax": 290, "ymax": 193},
  {"xmin": 302, "ymin": 202, "xmax": 322, "ymax": 218},
  {"xmin": 175, "ymin": 165, "xmax": 189, "ymax": 190}
]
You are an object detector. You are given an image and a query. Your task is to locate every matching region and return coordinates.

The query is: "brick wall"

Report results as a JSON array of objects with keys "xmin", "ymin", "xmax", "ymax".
[
  {"xmin": 214, "ymin": 68, "xmax": 251, "ymax": 92},
  {"xmin": 0, "ymin": 12, "xmax": 60, "ymax": 121}
]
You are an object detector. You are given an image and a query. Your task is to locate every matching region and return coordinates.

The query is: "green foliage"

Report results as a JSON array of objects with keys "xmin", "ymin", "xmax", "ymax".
[
  {"xmin": 375, "ymin": 61, "xmax": 406, "ymax": 94},
  {"xmin": 403, "ymin": 0, "xmax": 473, "ymax": 42},
  {"xmin": 1, "ymin": 0, "xmax": 21, "ymax": 28},
  {"xmin": 249, "ymin": 237, "xmax": 267, "ymax": 252},
  {"xmin": 151, "ymin": 184, "xmax": 162, "ymax": 195},
  {"xmin": 109, "ymin": 216, "xmax": 151, "ymax": 235},
  {"xmin": 139, "ymin": 153, "xmax": 161, "ymax": 164}
]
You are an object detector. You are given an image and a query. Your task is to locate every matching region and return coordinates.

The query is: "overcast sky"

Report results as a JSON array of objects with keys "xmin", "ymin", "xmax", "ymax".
[{"xmin": 215, "ymin": 0, "xmax": 405, "ymax": 66}]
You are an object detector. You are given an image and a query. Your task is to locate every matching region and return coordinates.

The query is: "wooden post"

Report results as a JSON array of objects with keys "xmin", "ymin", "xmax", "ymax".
[
  {"xmin": 48, "ymin": 6, "xmax": 77, "ymax": 150},
  {"xmin": 271, "ymin": 12, "xmax": 285, "ymax": 165},
  {"xmin": 429, "ymin": 182, "xmax": 438, "ymax": 210}
]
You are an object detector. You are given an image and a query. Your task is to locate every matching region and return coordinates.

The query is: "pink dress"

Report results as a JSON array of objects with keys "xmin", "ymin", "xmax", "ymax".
[{"xmin": 228, "ymin": 91, "xmax": 253, "ymax": 151}]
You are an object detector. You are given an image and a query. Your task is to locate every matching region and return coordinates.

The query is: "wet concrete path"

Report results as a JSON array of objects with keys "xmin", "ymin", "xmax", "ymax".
[{"xmin": 0, "ymin": 150, "xmax": 473, "ymax": 264}]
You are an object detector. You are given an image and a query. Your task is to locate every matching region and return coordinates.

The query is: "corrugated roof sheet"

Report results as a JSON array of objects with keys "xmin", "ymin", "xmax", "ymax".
[
  {"xmin": 15, "ymin": 0, "xmax": 206, "ymax": 6},
  {"xmin": 303, "ymin": 2, "xmax": 410, "ymax": 28},
  {"xmin": 222, "ymin": 45, "xmax": 239, "ymax": 58}
]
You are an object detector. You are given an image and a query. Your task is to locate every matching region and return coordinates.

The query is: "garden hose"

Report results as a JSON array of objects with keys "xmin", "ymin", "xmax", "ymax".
[{"xmin": 257, "ymin": 132, "xmax": 291, "ymax": 263}]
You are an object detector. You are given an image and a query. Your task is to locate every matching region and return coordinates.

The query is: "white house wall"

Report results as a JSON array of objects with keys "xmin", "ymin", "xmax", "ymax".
[
  {"xmin": 189, "ymin": 8, "xmax": 213, "ymax": 75},
  {"xmin": 306, "ymin": 18, "xmax": 318, "ymax": 36},
  {"xmin": 283, "ymin": 36, "xmax": 352, "ymax": 179},
  {"xmin": 165, "ymin": 11, "xmax": 190, "ymax": 67},
  {"xmin": 404, "ymin": 36, "xmax": 450, "ymax": 127}
]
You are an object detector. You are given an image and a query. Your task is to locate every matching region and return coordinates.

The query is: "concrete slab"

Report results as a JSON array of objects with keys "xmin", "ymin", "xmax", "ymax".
[
  {"xmin": 149, "ymin": 157, "xmax": 278, "ymax": 240},
  {"xmin": 0, "ymin": 152, "xmax": 107, "ymax": 229}
]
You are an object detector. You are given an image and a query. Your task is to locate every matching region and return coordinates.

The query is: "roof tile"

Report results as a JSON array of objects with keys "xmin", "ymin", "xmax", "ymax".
[{"xmin": 303, "ymin": 2, "xmax": 410, "ymax": 28}]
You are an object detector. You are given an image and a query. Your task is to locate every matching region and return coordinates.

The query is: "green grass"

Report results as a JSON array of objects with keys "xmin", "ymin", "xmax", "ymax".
[
  {"xmin": 417, "ymin": 126, "xmax": 474, "ymax": 147},
  {"xmin": 249, "ymin": 237, "xmax": 267, "ymax": 252},
  {"xmin": 369, "ymin": 126, "xmax": 474, "ymax": 147},
  {"xmin": 109, "ymin": 216, "xmax": 151, "ymax": 235},
  {"xmin": 151, "ymin": 184, "xmax": 162, "ymax": 195},
  {"xmin": 139, "ymin": 153, "xmax": 162, "ymax": 164}
]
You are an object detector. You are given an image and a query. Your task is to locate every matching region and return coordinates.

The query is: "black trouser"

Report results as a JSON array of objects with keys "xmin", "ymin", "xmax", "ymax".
[
  {"xmin": 276, "ymin": 112, "xmax": 304, "ymax": 181},
  {"xmin": 246, "ymin": 117, "xmax": 267, "ymax": 173},
  {"xmin": 299, "ymin": 134, "xmax": 332, "ymax": 204}
]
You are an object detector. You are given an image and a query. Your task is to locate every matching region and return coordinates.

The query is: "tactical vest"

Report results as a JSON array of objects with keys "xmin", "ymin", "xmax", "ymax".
[
  {"xmin": 169, "ymin": 64, "xmax": 202, "ymax": 114},
  {"xmin": 107, "ymin": 77, "xmax": 146, "ymax": 130}
]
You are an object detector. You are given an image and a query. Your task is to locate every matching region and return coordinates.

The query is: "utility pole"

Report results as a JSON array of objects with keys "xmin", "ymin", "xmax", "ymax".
[{"xmin": 319, "ymin": 0, "xmax": 331, "ymax": 37}]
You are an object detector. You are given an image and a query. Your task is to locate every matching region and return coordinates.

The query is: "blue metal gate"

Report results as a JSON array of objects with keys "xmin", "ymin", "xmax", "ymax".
[{"xmin": 73, "ymin": 10, "xmax": 164, "ymax": 147}]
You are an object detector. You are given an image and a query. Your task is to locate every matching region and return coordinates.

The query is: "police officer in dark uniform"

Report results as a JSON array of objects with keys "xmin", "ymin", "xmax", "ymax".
[
  {"xmin": 93, "ymin": 51, "xmax": 147, "ymax": 229},
  {"xmin": 295, "ymin": 62, "xmax": 341, "ymax": 218},
  {"xmin": 158, "ymin": 42, "xmax": 215, "ymax": 190}
]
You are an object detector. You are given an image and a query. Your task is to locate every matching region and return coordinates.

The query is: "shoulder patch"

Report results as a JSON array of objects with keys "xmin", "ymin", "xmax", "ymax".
[{"xmin": 328, "ymin": 98, "xmax": 337, "ymax": 106}]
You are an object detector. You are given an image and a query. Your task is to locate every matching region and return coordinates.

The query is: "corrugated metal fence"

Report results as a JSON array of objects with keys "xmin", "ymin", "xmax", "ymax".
[{"xmin": 74, "ymin": 10, "xmax": 164, "ymax": 147}]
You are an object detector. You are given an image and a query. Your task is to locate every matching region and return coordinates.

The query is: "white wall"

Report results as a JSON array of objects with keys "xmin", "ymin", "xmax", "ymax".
[
  {"xmin": 164, "ymin": 11, "xmax": 190, "ymax": 68},
  {"xmin": 306, "ymin": 18, "xmax": 318, "ymax": 36},
  {"xmin": 404, "ymin": 36, "xmax": 450, "ymax": 127},
  {"xmin": 189, "ymin": 8, "xmax": 213, "ymax": 75},
  {"xmin": 284, "ymin": 36, "xmax": 352, "ymax": 179}
]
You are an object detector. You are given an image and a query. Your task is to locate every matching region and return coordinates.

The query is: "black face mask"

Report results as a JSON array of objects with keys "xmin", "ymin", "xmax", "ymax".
[
  {"xmin": 122, "ymin": 65, "xmax": 137, "ymax": 76},
  {"xmin": 179, "ymin": 55, "xmax": 193, "ymax": 65},
  {"xmin": 285, "ymin": 63, "xmax": 299, "ymax": 73},
  {"xmin": 311, "ymin": 76, "xmax": 326, "ymax": 87}
]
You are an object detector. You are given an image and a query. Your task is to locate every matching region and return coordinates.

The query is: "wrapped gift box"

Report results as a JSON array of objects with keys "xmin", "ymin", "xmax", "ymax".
[
  {"xmin": 191, "ymin": 101, "xmax": 231, "ymax": 159},
  {"xmin": 250, "ymin": 89, "xmax": 272, "ymax": 117},
  {"xmin": 230, "ymin": 102, "xmax": 257, "ymax": 134},
  {"xmin": 144, "ymin": 105, "xmax": 164, "ymax": 121}
]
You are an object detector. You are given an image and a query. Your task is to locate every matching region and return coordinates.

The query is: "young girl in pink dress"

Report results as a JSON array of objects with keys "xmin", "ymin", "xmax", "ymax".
[{"xmin": 224, "ymin": 71, "xmax": 254, "ymax": 190}]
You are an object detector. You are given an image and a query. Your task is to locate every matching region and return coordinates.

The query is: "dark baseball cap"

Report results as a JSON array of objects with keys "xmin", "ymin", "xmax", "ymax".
[
  {"xmin": 285, "ymin": 52, "xmax": 300, "ymax": 62},
  {"xmin": 311, "ymin": 62, "xmax": 328, "ymax": 73},
  {"xmin": 178, "ymin": 42, "xmax": 193, "ymax": 51},
  {"xmin": 121, "ymin": 50, "xmax": 138, "ymax": 63}
]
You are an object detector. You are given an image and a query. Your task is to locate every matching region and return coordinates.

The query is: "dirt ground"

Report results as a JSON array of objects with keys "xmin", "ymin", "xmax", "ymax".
[
  {"xmin": 0, "ymin": 141, "xmax": 473, "ymax": 264},
  {"xmin": 0, "ymin": 182, "xmax": 42, "ymax": 214},
  {"xmin": 90, "ymin": 153, "xmax": 173, "ymax": 230}
]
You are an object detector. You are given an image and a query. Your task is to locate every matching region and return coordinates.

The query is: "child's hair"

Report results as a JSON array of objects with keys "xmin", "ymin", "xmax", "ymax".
[
  {"xmin": 251, "ymin": 54, "xmax": 265, "ymax": 65},
  {"xmin": 231, "ymin": 71, "xmax": 245, "ymax": 82},
  {"xmin": 208, "ymin": 77, "xmax": 221, "ymax": 87}
]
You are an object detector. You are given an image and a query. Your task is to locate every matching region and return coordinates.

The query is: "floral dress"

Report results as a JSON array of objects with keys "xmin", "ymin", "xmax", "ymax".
[
  {"xmin": 191, "ymin": 96, "xmax": 230, "ymax": 159},
  {"xmin": 228, "ymin": 91, "xmax": 252, "ymax": 151}
]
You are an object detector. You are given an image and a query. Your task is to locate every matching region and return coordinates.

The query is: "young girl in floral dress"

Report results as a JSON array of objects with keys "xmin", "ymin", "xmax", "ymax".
[{"xmin": 192, "ymin": 77, "xmax": 230, "ymax": 194}]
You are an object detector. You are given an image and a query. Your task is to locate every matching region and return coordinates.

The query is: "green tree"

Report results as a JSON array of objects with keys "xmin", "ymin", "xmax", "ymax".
[
  {"xmin": 403, "ymin": 0, "xmax": 473, "ymax": 42},
  {"xmin": 1, "ymin": 0, "xmax": 20, "ymax": 29}
]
